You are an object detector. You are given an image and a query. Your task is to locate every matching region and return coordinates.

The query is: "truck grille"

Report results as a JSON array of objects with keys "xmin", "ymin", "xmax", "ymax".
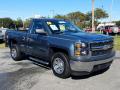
[
  {"xmin": 92, "ymin": 48, "xmax": 112, "ymax": 56},
  {"xmin": 90, "ymin": 40, "xmax": 113, "ymax": 56},
  {"xmin": 90, "ymin": 40, "xmax": 113, "ymax": 47}
]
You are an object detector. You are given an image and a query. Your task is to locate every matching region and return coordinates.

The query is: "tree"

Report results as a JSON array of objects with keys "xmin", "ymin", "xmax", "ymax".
[
  {"xmin": 13, "ymin": 18, "xmax": 23, "ymax": 29},
  {"xmin": 24, "ymin": 18, "xmax": 32, "ymax": 28},
  {"xmin": 54, "ymin": 14, "xmax": 68, "ymax": 20},
  {"xmin": 0, "ymin": 18, "xmax": 14, "ymax": 28},
  {"xmin": 115, "ymin": 20, "xmax": 120, "ymax": 27},
  {"xmin": 85, "ymin": 8, "xmax": 108, "ymax": 28},
  {"xmin": 86, "ymin": 8, "xmax": 109, "ymax": 21},
  {"xmin": 67, "ymin": 11, "xmax": 86, "ymax": 24},
  {"xmin": 95, "ymin": 8, "xmax": 108, "ymax": 21},
  {"xmin": 54, "ymin": 12, "xmax": 86, "ymax": 28}
]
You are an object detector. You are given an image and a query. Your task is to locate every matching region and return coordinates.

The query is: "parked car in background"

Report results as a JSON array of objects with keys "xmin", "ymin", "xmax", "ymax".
[
  {"xmin": 97, "ymin": 23, "xmax": 120, "ymax": 35},
  {"xmin": 0, "ymin": 28, "xmax": 13, "ymax": 41},
  {"xmin": 0, "ymin": 30, "xmax": 3, "ymax": 41},
  {"xmin": 84, "ymin": 28, "xmax": 92, "ymax": 32},
  {"xmin": 119, "ymin": 27, "xmax": 120, "ymax": 35},
  {"xmin": 0, "ymin": 28, "xmax": 8, "ymax": 41},
  {"xmin": 102, "ymin": 26, "xmax": 120, "ymax": 35}
]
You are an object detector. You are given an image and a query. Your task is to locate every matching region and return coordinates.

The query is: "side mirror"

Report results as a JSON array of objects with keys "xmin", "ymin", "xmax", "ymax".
[{"xmin": 35, "ymin": 29, "xmax": 47, "ymax": 35}]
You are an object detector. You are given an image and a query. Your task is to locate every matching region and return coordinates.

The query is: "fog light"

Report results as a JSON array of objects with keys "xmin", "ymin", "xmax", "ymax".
[
  {"xmin": 75, "ymin": 51, "xmax": 81, "ymax": 56},
  {"xmin": 81, "ymin": 50, "xmax": 87, "ymax": 55},
  {"xmin": 75, "ymin": 43, "xmax": 81, "ymax": 48}
]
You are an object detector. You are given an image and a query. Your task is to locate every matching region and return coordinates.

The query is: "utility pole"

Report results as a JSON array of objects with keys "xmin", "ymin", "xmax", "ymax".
[
  {"xmin": 50, "ymin": 10, "xmax": 55, "ymax": 18},
  {"xmin": 92, "ymin": 0, "xmax": 95, "ymax": 33},
  {"xmin": 23, "ymin": 21, "xmax": 24, "ymax": 29},
  {"xmin": 110, "ymin": 0, "xmax": 114, "ymax": 22}
]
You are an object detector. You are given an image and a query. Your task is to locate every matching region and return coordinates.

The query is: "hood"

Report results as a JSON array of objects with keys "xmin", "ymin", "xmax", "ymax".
[{"xmin": 54, "ymin": 31, "xmax": 112, "ymax": 42}]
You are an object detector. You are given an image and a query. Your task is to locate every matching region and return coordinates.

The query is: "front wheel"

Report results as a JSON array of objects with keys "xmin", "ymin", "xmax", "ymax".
[{"xmin": 51, "ymin": 52, "xmax": 71, "ymax": 79}]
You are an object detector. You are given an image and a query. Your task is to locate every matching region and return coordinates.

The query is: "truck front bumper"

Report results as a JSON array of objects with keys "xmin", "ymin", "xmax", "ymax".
[{"xmin": 70, "ymin": 52, "xmax": 115, "ymax": 76}]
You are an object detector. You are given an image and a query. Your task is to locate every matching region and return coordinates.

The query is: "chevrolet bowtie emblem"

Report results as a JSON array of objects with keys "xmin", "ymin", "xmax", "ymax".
[{"xmin": 103, "ymin": 45, "xmax": 111, "ymax": 50}]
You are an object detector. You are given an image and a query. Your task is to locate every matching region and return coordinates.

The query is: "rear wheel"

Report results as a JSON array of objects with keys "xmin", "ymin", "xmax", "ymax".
[
  {"xmin": 10, "ymin": 44, "xmax": 25, "ymax": 61},
  {"xmin": 51, "ymin": 52, "xmax": 71, "ymax": 79}
]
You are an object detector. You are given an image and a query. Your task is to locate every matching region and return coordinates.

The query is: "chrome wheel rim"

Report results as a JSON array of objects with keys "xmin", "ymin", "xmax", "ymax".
[
  {"xmin": 53, "ymin": 58, "xmax": 64, "ymax": 74},
  {"xmin": 11, "ymin": 48, "xmax": 17, "ymax": 58}
]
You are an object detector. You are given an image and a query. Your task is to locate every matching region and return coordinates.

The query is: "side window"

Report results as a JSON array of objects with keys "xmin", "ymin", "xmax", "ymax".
[{"xmin": 30, "ymin": 21, "xmax": 45, "ymax": 34}]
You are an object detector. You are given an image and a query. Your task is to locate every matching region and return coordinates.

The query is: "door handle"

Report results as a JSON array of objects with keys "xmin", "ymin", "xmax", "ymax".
[{"xmin": 22, "ymin": 37, "xmax": 26, "ymax": 40}]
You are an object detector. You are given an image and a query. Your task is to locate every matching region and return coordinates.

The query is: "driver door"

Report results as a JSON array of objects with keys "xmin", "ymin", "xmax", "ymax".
[{"xmin": 27, "ymin": 21, "xmax": 49, "ymax": 59}]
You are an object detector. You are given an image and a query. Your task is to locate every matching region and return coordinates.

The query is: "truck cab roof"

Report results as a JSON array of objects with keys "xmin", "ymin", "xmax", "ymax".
[{"xmin": 32, "ymin": 18, "xmax": 67, "ymax": 22}]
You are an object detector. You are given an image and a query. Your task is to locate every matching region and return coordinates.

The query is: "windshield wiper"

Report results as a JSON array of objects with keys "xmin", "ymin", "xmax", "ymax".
[
  {"xmin": 54, "ymin": 31, "xmax": 64, "ymax": 34},
  {"xmin": 67, "ymin": 29, "xmax": 79, "ymax": 33}
]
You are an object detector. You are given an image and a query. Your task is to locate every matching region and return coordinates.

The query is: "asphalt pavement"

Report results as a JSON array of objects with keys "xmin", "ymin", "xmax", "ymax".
[{"xmin": 0, "ymin": 48, "xmax": 120, "ymax": 90}]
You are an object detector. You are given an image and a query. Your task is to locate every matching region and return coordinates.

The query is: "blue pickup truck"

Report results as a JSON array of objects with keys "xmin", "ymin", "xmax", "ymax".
[{"xmin": 6, "ymin": 18, "xmax": 115, "ymax": 78}]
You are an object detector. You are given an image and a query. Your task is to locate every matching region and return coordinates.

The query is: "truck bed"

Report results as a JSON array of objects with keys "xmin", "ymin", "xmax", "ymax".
[{"xmin": 6, "ymin": 30, "xmax": 27, "ymax": 46}]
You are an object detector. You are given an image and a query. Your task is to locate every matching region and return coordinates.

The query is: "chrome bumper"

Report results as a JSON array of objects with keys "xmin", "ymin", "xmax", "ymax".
[{"xmin": 70, "ymin": 57, "xmax": 114, "ymax": 72}]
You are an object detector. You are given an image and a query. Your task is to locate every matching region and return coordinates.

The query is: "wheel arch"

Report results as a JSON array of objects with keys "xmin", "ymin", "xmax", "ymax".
[
  {"xmin": 49, "ymin": 47, "xmax": 69, "ymax": 57},
  {"xmin": 9, "ymin": 39, "xmax": 18, "ymax": 47}
]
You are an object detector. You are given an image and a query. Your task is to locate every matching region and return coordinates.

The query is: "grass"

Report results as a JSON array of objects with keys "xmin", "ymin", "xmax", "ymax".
[
  {"xmin": 0, "ymin": 40, "xmax": 5, "ymax": 48},
  {"xmin": 114, "ymin": 35, "xmax": 120, "ymax": 51},
  {"xmin": 0, "ymin": 43, "xmax": 5, "ymax": 48}
]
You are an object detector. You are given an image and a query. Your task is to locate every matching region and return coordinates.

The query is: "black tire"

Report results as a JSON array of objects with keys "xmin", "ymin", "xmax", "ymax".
[
  {"xmin": 51, "ymin": 52, "xmax": 71, "ymax": 79},
  {"xmin": 0, "ymin": 39, "xmax": 3, "ymax": 43},
  {"xmin": 10, "ymin": 44, "xmax": 25, "ymax": 61}
]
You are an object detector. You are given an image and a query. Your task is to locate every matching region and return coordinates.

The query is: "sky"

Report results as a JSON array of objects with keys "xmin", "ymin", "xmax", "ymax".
[{"xmin": 0, "ymin": 0, "xmax": 119, "ymax": 21}]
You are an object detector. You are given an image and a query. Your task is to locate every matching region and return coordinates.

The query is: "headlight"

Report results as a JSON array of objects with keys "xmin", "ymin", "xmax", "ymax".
[
  {"xmin": 75, "ymin": 42, "xmax": 88, "ymax": 56},
  {"xmin": 81, "ymin": 42, "xmax": 86, "ymax": 48}
]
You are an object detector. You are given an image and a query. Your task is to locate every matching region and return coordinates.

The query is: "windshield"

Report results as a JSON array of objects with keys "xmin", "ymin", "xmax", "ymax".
[{"xmin": 46, "ymin": 20, "xmax": 82, "ymax": 33}]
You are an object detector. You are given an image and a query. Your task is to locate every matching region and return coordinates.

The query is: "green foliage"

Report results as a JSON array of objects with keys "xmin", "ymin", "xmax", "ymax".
[
  {"xmin": 54, "ymin": 11, "xmax": 86, "ymax": 28},
  {"xmin": 95, "ymin": 8, "xmax": 108, "ymax": 20},
  {"xmin": 114, "ymin": 36, "xmax": 120, "ymax": 50},
  {"xmin": 24, "ymin": 18, "xmax": 32, "ymax": 28},
  {"xmin": 0, "ymin": 18, "xmax": 32, "ymax": 29},
  {"xmin": 86, "ymin": 8, "xmax": 108, "ymax": 21},
  {"xmin": 85, "ymin": 8, "xmax": 108, "ymax": 28},
  {"xmin": 54, "ymin": 15, "xmax": 68, "ymax": 20},
  {"xmin": 67, "ymin": 11, "xmax": 86, "ymax": 24},
  {"xmin": 0, "ymin": 43, "xmax": 5, "ymax": 48},
  {"xmin": 0, "ymin": 17, "xmax": 23, "ymax": 29},
  {"xmin": 13, "ymin": 18, "xmax": 23, "ymax": 29},
  {"xmin": 54, "ymin": 12, "xmax": 86, "ymax": 23},
  {"xmin": 115, "ymin": 20, "xmax": 120, "ymax": 27},
  {"xmin": 0, "ymin": 18, "xmax": 14, "ymax": 28},
  {"xmin": 54, "ymin": 8, "xmax": 109, "ymax": 29}
]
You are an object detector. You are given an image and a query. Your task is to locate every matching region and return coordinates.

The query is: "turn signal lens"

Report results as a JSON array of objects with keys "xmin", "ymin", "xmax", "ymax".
[
  {"xmin": 75, "ymin": 51, "xmax": 81, "ymax": 56},
  {"xmin": 75, "ymin": 43, "xmax": 81, "ymax": 48},
  {"xmin": 75, "ymin": 43, "xmax": 81, "ymax": 56}
]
